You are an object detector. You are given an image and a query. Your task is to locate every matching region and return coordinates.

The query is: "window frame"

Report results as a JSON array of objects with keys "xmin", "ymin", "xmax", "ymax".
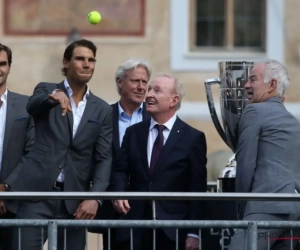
[{"xmin": 170, "ymin": 0, "xmax": 284, "ymax": 71}]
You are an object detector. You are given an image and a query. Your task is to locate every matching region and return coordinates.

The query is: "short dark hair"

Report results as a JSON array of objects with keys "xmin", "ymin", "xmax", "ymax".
[
  {"xmin": 0, "ymin": 43, "xmax": 12, "ymax": 67},
  {"xmin": 61, "ymin": 39, "xmax": 97, "ymax": 76}
]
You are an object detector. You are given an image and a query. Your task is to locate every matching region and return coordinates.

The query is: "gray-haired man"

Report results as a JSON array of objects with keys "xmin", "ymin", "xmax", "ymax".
[
  {"xmin": 229, "ymin": 59, "xmax": 300, "ymax": 250},
  {"xmin": 90, "ymin": 58, "xmax": 151, "ymax": 250}
]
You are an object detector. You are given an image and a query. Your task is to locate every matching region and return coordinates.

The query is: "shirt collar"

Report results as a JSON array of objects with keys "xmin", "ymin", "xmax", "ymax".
[
  {"xmin": 118, "ymin": 102, "xmax": 143, "ymax": 117},
  {"xmin": 63, "ymin": 79, "xmax": 90, "ymax": 101},
  {"xmin": 0, "ymin": 88, "xmax": 8, "ymax": 102},
  {"xmin": 150, "ymin": 113, "xmax": 177, "ymax": 131}
]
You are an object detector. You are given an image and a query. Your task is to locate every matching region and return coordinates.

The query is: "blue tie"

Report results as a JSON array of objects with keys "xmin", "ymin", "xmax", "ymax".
[{"xmin": 150, "ymin": 124, "xmax": 166, "ymax": 172}]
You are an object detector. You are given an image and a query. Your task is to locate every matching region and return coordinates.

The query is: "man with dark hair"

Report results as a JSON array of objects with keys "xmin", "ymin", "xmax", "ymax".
[
  {"xmin": 0, "ymin": 43, "xmax": 34, "ymax": 250},
  {"xmin": 11, "ymin": 39, "xmax": 113, "ymax": 250}
]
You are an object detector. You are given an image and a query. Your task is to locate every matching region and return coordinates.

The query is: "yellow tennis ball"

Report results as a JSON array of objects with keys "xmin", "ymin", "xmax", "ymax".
[{"xmin": 88, "ymin": 11, "xmax": 101, "ymax": 25}]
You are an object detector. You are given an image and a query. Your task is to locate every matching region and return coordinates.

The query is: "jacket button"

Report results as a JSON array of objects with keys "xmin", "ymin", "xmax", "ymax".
[{"xmin": 58, "ymin": 165, "xmax": 62, "ymax": 169}]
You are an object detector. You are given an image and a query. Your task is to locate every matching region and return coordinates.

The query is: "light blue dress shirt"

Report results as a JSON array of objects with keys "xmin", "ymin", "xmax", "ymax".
[{"xmin": 118, "ymin": 102, "xmax": 143, "ymax": 147}]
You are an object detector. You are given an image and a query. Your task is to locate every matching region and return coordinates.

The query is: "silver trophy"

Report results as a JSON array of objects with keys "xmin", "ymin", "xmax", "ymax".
[{"xmin": 205, "ymin": 61, "xmax": 253, "ymax": 192}]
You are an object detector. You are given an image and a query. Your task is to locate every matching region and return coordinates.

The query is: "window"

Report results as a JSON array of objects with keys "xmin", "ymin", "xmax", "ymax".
[
  {"xmin": 191, "ymin": 0, "xmax": 266, "ymax": 52},
  {"xmin": 170, "ymin": 0, "xmax": 284, "ymax": 71}
]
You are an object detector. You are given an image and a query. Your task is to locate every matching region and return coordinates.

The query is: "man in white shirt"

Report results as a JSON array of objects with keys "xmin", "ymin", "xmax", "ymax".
[
  {"xmin": 11, "ymin": 39, "xmax": 112, "ymax": 250},
  {"xmin": 111, "ymin": 74, "xmax": 207, "ymax": 250},
  {"xmin": 0, "ymin": 43, "xmax": 34, "ymax": 250}
]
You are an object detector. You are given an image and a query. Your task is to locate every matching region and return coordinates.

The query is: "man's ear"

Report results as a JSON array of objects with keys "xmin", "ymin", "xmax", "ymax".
[
  {"xmin": 63, "ymin": 59, "xmax": 69, "ymax": 70},
  {"xmin": 171, "ymin": 95, "xmax": 179, "ymax": 108},
  {"xmin": 269, "ymin": 79, "xmax": 278, "ymax": 93}
]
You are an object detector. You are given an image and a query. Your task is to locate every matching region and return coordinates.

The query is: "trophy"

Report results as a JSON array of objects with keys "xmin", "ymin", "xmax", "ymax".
[{"xmin": 204, "ymin": 61, "xmax": 253, "ymax": 192}]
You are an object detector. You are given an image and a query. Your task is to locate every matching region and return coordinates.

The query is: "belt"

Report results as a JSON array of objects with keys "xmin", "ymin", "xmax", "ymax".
[{"xmin": 53, "ymin": 181, "xmax": 64, "ymax": 191}]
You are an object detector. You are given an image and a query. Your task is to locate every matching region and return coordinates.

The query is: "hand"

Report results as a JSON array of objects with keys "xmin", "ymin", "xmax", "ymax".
[
  {"xmin": 0, "ymin": 201, "xmax": 7, "ymax": 216},
  {"xmin": 113, "ymin": 200, "xmax": 130, "ymax": 214},
  {"xmin": 0, "ymin": 184, "xmax": 6, "ymax": 192},
  {"xmin": 74, "ymin": 200, "xmax": 99, "ymax": 220},
  {"xmin": 49, "ymin": 90, "xmax": 72, "ymax": 116},
  {"xmin": 185, "ymin": 236, "xmax": 199, "ymax": 250}
]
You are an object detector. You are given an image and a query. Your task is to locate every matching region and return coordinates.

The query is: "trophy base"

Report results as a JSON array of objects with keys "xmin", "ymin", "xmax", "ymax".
[{"xmin": 217, "ymin": 177, "xmax": 235, "ymax": 192}]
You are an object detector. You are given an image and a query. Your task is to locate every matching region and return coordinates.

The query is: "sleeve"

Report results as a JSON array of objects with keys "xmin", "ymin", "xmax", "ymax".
[
  {"xmin": 188, "ymin": 131, "xmax": 207, "ymax": 235},
  {"xmin": 109, "ymin": 127, "xmax": 131, "ymax": 192},
  {"xmin": 4, "ymin": 115, "xmax": 35, "ymax": 187},
  {"xmin": 90, "ymin": 106, "xmax": 113, "ymax": 193},
  {"xmin": 235, "ymin": 105, "xmax": 260, "ymax": 193},
  {"xmin": 26, "ymin": 82, "xmax": 60, "ymax": 117}
]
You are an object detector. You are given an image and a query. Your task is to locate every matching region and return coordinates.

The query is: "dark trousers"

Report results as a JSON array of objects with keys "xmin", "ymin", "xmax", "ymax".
[
  {"xmin": 116, "ymin": 228, "xmax": 185, "ymax": 250},
  {"xmin": 115, "ymin": 207, "xmax": 185, "ymax": 250},
  {"xmin": 11, "ymin": 199, "xmax": 86, "ymax": 250},
  {"xmin": 102, "ymin": 229, "xmax": 117, "ymax": 250},
  {"xmin": 0, "ymin": 210, "xmax": 15, "ymax": 250}
]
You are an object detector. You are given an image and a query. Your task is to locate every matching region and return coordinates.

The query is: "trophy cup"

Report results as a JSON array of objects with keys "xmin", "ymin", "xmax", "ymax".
[{"xmin": 204, "ymin": 61, "xmax": 253, "ymax": 192}]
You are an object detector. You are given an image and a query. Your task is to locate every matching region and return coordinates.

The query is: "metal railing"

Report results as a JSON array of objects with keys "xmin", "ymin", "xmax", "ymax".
[{"xmin": 1, "ymin": 192, "xmax": 300, "ymax": 250}]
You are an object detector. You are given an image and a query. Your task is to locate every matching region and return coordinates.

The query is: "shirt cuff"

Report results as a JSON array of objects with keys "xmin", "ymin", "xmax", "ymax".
[
  {"xmin": 187, "ymin": 233, "xmax": 199, "ymax": 239},
  {"xmin": 96, "ymin": 200, "xmax": 102, "ymax": 206}
]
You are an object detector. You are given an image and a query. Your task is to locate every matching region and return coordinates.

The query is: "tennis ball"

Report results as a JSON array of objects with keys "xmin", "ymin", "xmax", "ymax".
[{"xmin": 88, "ymin": 11, "xmax": 101, "ymax": 25}]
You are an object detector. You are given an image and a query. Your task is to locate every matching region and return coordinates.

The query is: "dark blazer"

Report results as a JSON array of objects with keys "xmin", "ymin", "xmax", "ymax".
[
  {"xmin": 111, "ymin": 102, "xmax": 150, "ymax": 166},
  {"xmin": 12, "ymin": 82, "xmax": 113, "ymax": 214},
  {"xmin": 89, "ymin": 102, "xmax": 150, "ymax": 234},
  {"xmin": 111, "ymin": 117, "xmax": 207, "ymax": 242},
  {"xmin": 1, "ymin": 91, "xmax": 34, "ymax": 213}
]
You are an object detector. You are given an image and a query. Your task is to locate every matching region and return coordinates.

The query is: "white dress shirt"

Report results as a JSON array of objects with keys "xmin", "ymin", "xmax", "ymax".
[
  {"xmin": 147, "ymin": 114, "xmax": 198, "ymax": 239},
  {"xmin": 147, "ymin": 114, "xmax": 177, "ymax": 167},
  {"xmin": 56, "ymin": 80, "xmax": 89, "ymax": 182},
  {"xmin": 0, "ymin": 89, "xmax": 8, "ymax": 171}
]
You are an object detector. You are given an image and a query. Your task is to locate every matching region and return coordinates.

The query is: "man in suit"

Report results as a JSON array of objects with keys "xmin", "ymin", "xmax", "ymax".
[
  {"xmin": 111, "ymin": 74, "xmax": 207, "ymax": 250},
  {"xmin": 0, "ymin": 43, "xmax": 34, "ymax": 250},
  {"xmin": 89, "ymin": 58, "xmax": 151, "ymax": 249},
  {"xmin": 11, "ymin": 39, "xmax": 113, "ymax": 250},
  {"xmin": 229, "ymin": 59, "xmax": 300, "ymax": 250}
]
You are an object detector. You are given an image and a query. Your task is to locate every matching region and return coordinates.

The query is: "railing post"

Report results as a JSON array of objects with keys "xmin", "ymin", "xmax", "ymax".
[
  {"xmin": 48, "ymin": 220, "xmax": 58, "ymax": 250},
  {"xmin": 248, "ymin": 222, "xmax": 257, "ymax": 250}
]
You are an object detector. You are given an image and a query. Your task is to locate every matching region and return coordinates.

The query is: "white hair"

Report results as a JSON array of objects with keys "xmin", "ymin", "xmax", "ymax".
[
  {"xmin": 253, "ymin": 59, "xmax": 290, "ymax": 97},
  {"xmin": 115, "ymin": 58, "xmax": 151, "ymax": 95},
  {"xmin": 155, "ymin": 73, "xmax": 185, "ymax": 111}
]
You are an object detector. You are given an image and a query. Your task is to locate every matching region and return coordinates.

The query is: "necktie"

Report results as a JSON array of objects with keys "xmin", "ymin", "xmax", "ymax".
[{"xmin": 150, "ymin": 124, "xmax": 166, "ymax": 172}]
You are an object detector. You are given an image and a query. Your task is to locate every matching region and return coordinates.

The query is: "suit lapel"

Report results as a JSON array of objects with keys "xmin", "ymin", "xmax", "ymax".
[
  {"xmin": 3, "ymin": 91, "xmax": 16, "ymax": 155},
  {"xmin": 142, "ymin": 102, "xmax": 150, "ymax": 120},
  {"xmin": 151, "ymin": 117, "xmax": 186, "ymax": 176},
  {"xmin": 57, "ymin": 81, "xmax": 73, "ymax": 136},
  {"xmin": 74, "ymin": 93, "xmax": 96, "ymax": 138},
  {"xmin": 139, "ymin": 119, "xmax": 151, "ymax": 175},
  {"xmin": 112, "ymin": 102, "xmax": 120, "ymax": 153}
]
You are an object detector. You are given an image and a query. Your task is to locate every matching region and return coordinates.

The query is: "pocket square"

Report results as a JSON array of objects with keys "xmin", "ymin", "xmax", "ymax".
[
  {"xmin": 88, "ymin": 119, "xmax": 100, "ymax": 124},
  {"xmin": 15, "ymin": 117, "xmax": 27, "ymax": 121}
]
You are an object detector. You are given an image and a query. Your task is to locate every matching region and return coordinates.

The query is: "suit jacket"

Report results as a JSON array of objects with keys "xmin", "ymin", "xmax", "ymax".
[
  {"xmin": 1, "ymin": 91, "xmax": 34, "ymax": 213},
  {"xmin": 111, "ymin": 117, "xmax": 207, "ymax": 242},
  {"xmin": 236, "ymin": 97, "xmax": 300, "ymax": 218},
  {"xmin": 111, "ymin": 102, "xmax": 150, "ymax": 166},
  {"xmin": 12, "ymin": 82, "xmax": 113, "ymax": 214},
  {"xmin": 89, "ymin": 102, "xmax": 150, "ymax": 234}
]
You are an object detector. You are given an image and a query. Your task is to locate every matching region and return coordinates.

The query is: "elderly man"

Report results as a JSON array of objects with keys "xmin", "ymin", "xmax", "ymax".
[
  {"xmin": 111, "ymin": 74, "xmax": 207, "ymax": 250},
  {"xmin": 229, "ymin": 59, "xmax": 300, "ymax": 250},
  {"xmin": 89, "ymin": 58, "xmax": 151, "ymax": 249}
]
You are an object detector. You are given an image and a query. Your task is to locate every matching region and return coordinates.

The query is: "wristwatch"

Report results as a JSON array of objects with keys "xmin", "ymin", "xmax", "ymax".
[
  {"xmin": 1, "ymin": 183, "xmax": 10, "ymax": 191},
  {"xmin": 51, "ymin": 89, "xmax": 63, "ymax": 95}
]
